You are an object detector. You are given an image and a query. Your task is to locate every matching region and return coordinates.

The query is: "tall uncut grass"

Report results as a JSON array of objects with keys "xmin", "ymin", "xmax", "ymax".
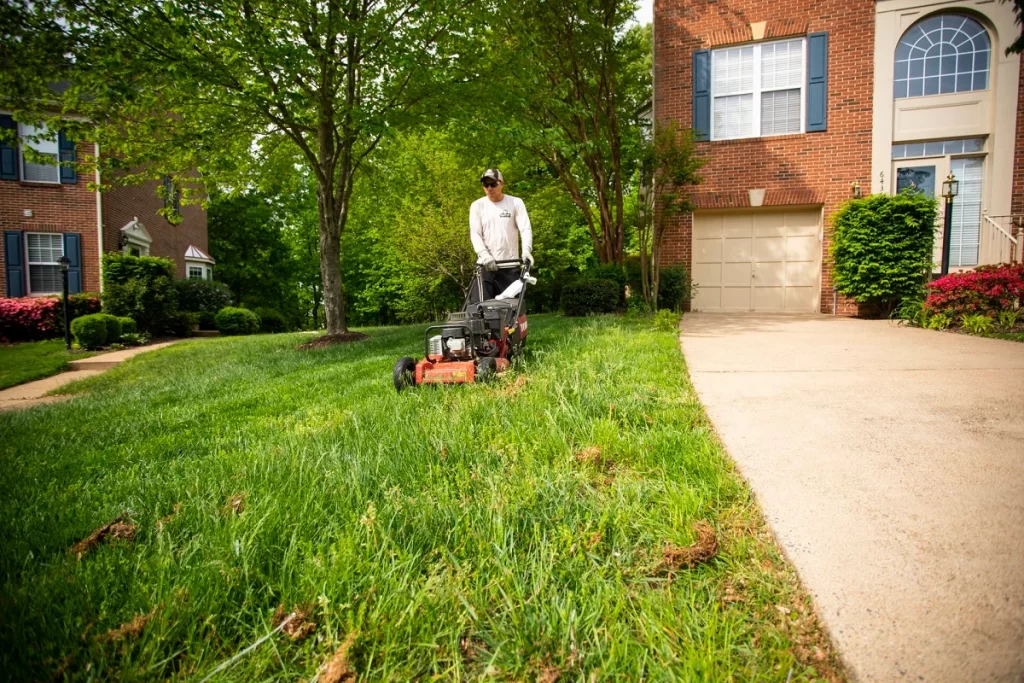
[{"xmin": 0, "ymin": 315, "xmax": 840, "ymax": 681}]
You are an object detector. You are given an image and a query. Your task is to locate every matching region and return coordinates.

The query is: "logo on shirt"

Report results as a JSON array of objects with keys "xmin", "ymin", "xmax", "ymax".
[{"xmin": 499, "ymin": 210, "xmax": 512, "ymax": 218}]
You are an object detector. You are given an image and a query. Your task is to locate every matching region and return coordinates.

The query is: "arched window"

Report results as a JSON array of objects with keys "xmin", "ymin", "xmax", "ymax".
[{"xmin": 894, "ymin": 14, "xmax": 990, "ymax": 98}]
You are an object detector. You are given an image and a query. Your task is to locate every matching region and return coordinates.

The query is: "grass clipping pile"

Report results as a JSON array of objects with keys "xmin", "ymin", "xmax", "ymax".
[{"xmin": 297, "ymin": 332, "xmax": 369, "ymax": 350}]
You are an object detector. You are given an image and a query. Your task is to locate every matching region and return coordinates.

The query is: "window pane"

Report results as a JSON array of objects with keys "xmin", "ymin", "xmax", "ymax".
[
  {"xmin": 712, "ymin": 46, "xmax": 754, "ymax": 96},
  {"xmin": 30, "ymin": 265, "xmax": 62, "ymax": 293},
  {"xmin": 949, "ymin": 157, "xmax": 983, "ymax": 267},
  {"xmin": 27, "ymin": 233, "xmax": 62, "ymax": 263},
  {"xmin": 973, "ymin": 70, "xmax": 988, "ymax": 90},
  {"xmin": 712, "ymin": 94, "xmax": 753, "ymax": 139},
  {"xmin": 761, "ymin": 89, "xmax": 801, "ymax": 136},
  {"xmin": 761, "ymin": 39, "xmax": 802, "ymax": 90},
  {"xmin": 891, "ymin": 144, "xmax": 906, "ymax": 159},
  {"xmin": 894, "ymin": 14, "xmax": 990, "ymax": 98},
  {"xmin": 924, "ymin": 141, "xmax": 944, "ymax": 156},
  {"xmin": 962, "ymin": 137, "xmax": 984, "ymax": 152},
  {"xmin": 906, "ymin": 143, "xmax": 925, "ymax": 157},
  {"xmin": 188, "ymin": 267, "xmax": 204, "ymax": 280},
  {"xmin": 18, "ymin": 124, "xmax": 58, "ymax": 154},
  {"xmin": 943, "ymin": 139, "xmax": 964, "ymax": 154},
  {"xmin": 924, "ymin": 76, "xmax": 940, "ymax": 95},
  {"xmin": 23, "ymin": 157, "xmax": 59, "ymax": 183}
]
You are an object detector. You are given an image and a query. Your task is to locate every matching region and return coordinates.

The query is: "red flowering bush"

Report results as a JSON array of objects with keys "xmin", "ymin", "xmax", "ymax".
[
  {"xmin": 924, "ymin": 263, "xmax": 1024, "ymax": 321},
  {"xmin": 0, "ymin": 294, "xmax": 102, "ymax": 343}
]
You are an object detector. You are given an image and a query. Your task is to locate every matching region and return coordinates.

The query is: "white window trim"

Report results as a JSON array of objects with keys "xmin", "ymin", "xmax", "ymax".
[
  {"xmin": 17, "ymin": 123, "xmax": 60, "ymax": 185},
  {"xmin": 123, "ymin": 240, "xmax": 150, "ymax": 257},
  {"xmin": 710, "ymin": 37, "xmax": 807, "ymax": 142},
  {"xmin": 185, "ymin": 260, "xmax": 212, "ymax": 281},
  {"xmin": 25, "ymin": 232, "xmax": 63, "ymax": 296}
]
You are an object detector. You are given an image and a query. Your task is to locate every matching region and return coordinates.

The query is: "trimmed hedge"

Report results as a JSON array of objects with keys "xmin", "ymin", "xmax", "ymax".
[
  {"xmin": 215, "ymin": 307, "xmax": 260, "ymax": 335},
  {"xmin": 102, "ymin": 253, "xmax": 179, "ymax": 334},
  {"xmin": 560, "ymin": 279, "xmax": 620, "ymax": 316},
  {"xmin": 71, "ymin": 314, "xmax": 109, "ymax": 350},
  {"xmin": 164, "ymin": 311, "xmax": 198, "ymax": 337},
  {"xmin": 117, "ymin": 317, "xmax": 137, "ymax": 335},
  {"xmin": 175, "ymin": 279, "xmax": 233, "ymax": 314},
  {"xmin": 657, "ymin": 265, "xmax": 693, "ymax": 312},
  {"xmin": 100, "ymin": 314, "xmax": 122, "ymax": 343},
  {"xmin": 254, "ymin": 307, "xmax": 287, "ymax": 333}
]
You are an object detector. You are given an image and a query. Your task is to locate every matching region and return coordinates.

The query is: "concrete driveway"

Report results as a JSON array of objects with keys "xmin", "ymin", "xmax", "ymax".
[{"xmin": 680, "ymin": 314, "xmax": 1024, "ymax": 683}]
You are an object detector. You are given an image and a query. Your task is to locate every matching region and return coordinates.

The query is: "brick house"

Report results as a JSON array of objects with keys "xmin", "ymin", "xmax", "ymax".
[
  {"xmin": 0, "ymin": 113, "xmax": 212, "ymax": 299},
  {"xmin": 654, "ymin": 0, "xmax": 1024, "ymax": 314}
]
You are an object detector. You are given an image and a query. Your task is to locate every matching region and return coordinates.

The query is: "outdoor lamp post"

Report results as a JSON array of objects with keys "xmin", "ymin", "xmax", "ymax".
[
  {"xmin": 58, "ymin": 255, "xmax": 72, "ymax": 350},
  {"xmin": 940, "ymin": 173, "xmax": 959, "ymax": 276}
]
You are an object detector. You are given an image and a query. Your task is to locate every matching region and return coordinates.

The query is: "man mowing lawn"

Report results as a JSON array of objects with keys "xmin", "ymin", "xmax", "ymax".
[{"xmin": 0, "ymin": 316, "xmax": 842, "ymax": 681}]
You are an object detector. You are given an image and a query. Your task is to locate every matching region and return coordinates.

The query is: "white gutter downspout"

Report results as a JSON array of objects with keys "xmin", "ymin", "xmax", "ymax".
[{"xmin": 95, "ymin": 142, "xmax": 103, "ymax": 293}]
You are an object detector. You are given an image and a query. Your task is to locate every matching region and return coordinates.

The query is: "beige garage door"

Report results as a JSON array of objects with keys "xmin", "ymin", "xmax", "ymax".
[{"xmin": 692, "ymin": 209, "xmax": 822, "ymax": 312}]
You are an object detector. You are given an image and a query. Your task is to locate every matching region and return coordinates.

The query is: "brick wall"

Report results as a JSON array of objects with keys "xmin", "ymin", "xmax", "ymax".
[
  {"xmin": 102, "ymin": 176, "xmax": 209, "ymax": 279},
  {"xmin": 654, "ymin": 0, "xmax": 876, "ymax": 314},
  {"xmin": 0, "ymin": 141, "xmax": 100, "ymax": 297},
  {"xmin": 1013, "ymin": 63, "xmax": 1024, "ymax": 218}
]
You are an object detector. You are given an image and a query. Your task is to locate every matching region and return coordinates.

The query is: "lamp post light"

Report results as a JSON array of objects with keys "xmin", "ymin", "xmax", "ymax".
[
  {"xmin": 940, "ymin": 173, "xmax": 959, "ymax": 276},
  {"xmin": 58, "ymin": 255, "xmax": 72, "ymax": 350}
]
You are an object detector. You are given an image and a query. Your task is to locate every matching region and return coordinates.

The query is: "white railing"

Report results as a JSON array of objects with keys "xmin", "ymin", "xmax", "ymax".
[{"xmin": 980, "ymin": 215, "xmax": 1023, "ymax": 266}]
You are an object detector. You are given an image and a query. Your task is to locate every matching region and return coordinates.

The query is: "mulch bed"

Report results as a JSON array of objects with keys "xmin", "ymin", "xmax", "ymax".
[{"xmin": 296, "ymin": 333, "xmax": 369, "ymax": 350}]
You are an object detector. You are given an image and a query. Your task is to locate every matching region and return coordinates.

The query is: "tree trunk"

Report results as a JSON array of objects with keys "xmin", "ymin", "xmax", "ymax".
[{"xmin": 316, "ymin": 183, "xmax": 347, "ymax": 334}]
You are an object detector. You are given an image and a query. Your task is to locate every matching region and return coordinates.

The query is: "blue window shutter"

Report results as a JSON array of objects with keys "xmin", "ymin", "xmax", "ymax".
[
  {"xmin": 4, "ymin": 231, "xmax": 26, "ymax": 297},
  {"xmin": 692, "ymin": 50, "xmax": 711, "ymax": 141},
  {"xmin": 58, "ymin": 130, "xmax": 77, "ymax": 184},
  {"xmin": 807, "ymin": 32, "xmax": 829, "ymax": 132},
  {"xmin": 0, "ymin": 115, "xmax": 18, "ymax": 181},
  {"xmin": 63, "ymin": 233, "xmax": 83, "ymax": 294}
]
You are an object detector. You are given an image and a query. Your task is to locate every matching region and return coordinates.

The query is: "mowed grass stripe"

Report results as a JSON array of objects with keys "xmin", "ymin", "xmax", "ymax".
[{"xmin": 0, "ymin": 314, "xmax": 842, "ymax": 681}]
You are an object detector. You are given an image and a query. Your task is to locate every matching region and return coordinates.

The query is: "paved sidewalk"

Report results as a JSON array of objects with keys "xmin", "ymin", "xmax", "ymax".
[
  {"xmin": 0, "ymin": 341, "xmax": 182, "ymax": 411},
  {"xmin": 680, "ymin": 314, "xmax": 1024, "ymax": 683}
]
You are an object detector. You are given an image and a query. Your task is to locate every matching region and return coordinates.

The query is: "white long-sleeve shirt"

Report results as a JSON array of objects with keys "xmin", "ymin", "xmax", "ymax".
[{"xmin": 469, "ymin": 194, "xmax": 532, "ymax": 264}]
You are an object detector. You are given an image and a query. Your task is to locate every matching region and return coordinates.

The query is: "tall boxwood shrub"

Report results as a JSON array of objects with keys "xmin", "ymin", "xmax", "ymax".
[
  {"xmin": 102, "ymin": 253, "xmax": 179, "ymax": 333},
  {"xmin": 830, "ymin": 190, "xmax": 937, "ymax": 315}
]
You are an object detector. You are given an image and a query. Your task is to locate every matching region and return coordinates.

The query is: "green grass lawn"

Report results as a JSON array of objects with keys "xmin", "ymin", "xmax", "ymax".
[
  {"xmin": 0, "ymin": 339, "xmax": 96, "ymax": 390},
  {"xmin": 983, "ymin": 331, "xmax": 1024, "ymax": 342},
  {"xmin": 0, "ymin": 315, "xmax": 841, "ymax": 681}
]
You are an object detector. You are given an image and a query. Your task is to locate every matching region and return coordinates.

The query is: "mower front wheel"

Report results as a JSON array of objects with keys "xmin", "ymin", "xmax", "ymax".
[
  {"xmin": 476, "ymin": 357, "xmax": 497, "ymax": 383},
  {"xmin": 394, "ymin": 357, "xmax": 417, "ymax": 391}
]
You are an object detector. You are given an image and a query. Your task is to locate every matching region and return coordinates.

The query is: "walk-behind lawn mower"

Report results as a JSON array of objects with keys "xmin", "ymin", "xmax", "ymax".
[{"xmin": 393, "ymin": 260, "xmax": 536, "ymax": 390}]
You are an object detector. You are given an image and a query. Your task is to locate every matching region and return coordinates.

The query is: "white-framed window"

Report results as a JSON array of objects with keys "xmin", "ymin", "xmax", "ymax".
[
  {"xmin": 26, "ymin": 233, "xmax": 63, "ymax": 294},
  {"xmin": 711, "ymin": 37, "xmax": 805, "ymax": 141},
  {"xmin": 123, "ymin": 241, "xmax": 149, "ymax": 257},
  {"xmin": 18, "ymin": 123, "xmax": 59, "ymax": 183},
  {"xmin": 894, "ymin": 14, "xmax": 990, "ymax": 99},
  {"xmin": 188, "ymin": 265, "xmax": 204, "ymax": 279}
]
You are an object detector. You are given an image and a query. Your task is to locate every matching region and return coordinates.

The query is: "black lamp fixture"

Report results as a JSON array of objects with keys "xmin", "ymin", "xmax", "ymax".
[
  {"xmin": 940, "ymin": 173, "xmax": 958, "ymax": 276},
  {"xmin": 58, "ymin": 255, "xmax": 72, "ymax": 350}
]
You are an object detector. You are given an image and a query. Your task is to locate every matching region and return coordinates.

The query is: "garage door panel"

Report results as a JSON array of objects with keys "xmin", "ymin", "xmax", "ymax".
[
  {"xmin": 695, "ymin": 238, "xmax": 722, "ymax": 263},
  {"xmin": 786, "ymin": 261, "xmax": 819, "ymax": 287},
  {"xmin": 754, "ymin": 212, "xmax": 785, "ymax": 236},
  {"xmin": 696, "ymin": 214, "xmax": 723, "ymax": 238},
  {"xmin": 753, "ymin": 286, "xmax": 784, "ymax": 310},
  {"xmin": 785, "ymin": 211, "xmax": 821, "ymax": 234},
  {"xmin": 786, "ymin": 234, "xmax": 819, "ymax": 262},
  {"xmin": 755, "ymin": 236, "xmax": 785, "ymax": 261},
  {"xmin": 721, "ymin": 286, "xmax": 752, "ymax": 310},
  {"xmin": 754, "ymin": 263, "xmax": 784, "ymax": 285},
  {"xmin": 723, "ymin": 262, "xmax": 751, "ymax": 286},
  {"xmin": 724, "ymin": 238, "xmax": 752, "ymax": 262},
  {"xmin": 693, "ymin": 286, "xmax": 721, "ymax": 311},
  {"xmin": 723, "ymin": 214, "xmax": 753, "ymax": 237},
  {"xmin": 785, "ymin": 286, "xmax": 817, "ymax": 311},
  {"xmin": 693, "ymin": 263, "xmax": 722, "ymax": 287}
]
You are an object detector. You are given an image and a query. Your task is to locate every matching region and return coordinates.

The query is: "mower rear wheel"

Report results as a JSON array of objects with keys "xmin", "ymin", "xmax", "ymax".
[
  {"xmin": 393, "ymin": 357, "xmax": 417, "ymax": 391},
  {"xmin": 476, "ymin": 357, "xmax": 497, "ymax": 383}
]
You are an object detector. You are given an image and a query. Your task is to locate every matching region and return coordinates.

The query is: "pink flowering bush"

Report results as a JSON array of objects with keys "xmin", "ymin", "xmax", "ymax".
[
  {"xmin": 0, "ymin": 294, "xmax": 102, "ymax": 343},
  {"xmin": 924, "ymin": 263, "xmax": 1024, "ymax": 321}
]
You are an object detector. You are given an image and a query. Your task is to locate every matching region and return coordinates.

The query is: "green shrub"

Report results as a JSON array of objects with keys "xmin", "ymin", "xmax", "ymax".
[
  {"xmin": 830, "ymin": 191, "xmax": 937, "ymax": 316},
  {"xmin": 215, "ymin": 307, "xmax": 260, "ymax": 335},
  {"xmin": 102, "ymin": 253, "xmax": 179, "ymax": 334},
  {"xmin": 657, "ymin": 265, "xmax": 694, "ymax": 312},
  {"xmin": 174, "ymin": 279, "xmax": 233, "ymax": 314},
  {"xmin": 560, "ymin": 279, "xmax": 619, "ymax": 316},
  {"xmin": 961, "ymin": 314, "xmax": 993, "ymax": 335},
  {"xmin": 117, "ymin": 317, "xmax": 137, "ymax": 335},
  {"xmin": 164, "ymin": 311, "xmax": 198, "ymax": 337},
  {"xmin": 197, "ymin": 310, "xmax": 217, "ymax": 330},
  {"xmin": 999, "ymin": 309, "xmax": 1020, "ymax": 330},
  {"xmin": 70, "ymin": 314, "xmax": 108, "ymax": 350},
  {"xmin": 895, "ymin": 290, "xmax": 928, "ymax": 327},
  {"xmin": 254, "ymin": 307, "xmax": 287, "ymax": 333},
  {"xmin": 98, "ymin": 314, "xmax": 122, "ymax": 343},
  {"xmin": 120, "ymin": 332, "xmax": 150, "ymax": 347},
  {"xmin": 526, "ymin": 270, "xmax": 579, "ymax": 314},
  {"xmin": 625, "ymin": 294, "xmax": 652, "ymax": 318},
  {"xmin": 583, "ymin": 264, "xmax": 627, "ymax": 305},
  {"xmin": 653, "ymin": 309, "xmax": 680, "ymax": 332},
  {"xmin": 926, "ymin": 313, "xmax": 952, "ymax": 330}
]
